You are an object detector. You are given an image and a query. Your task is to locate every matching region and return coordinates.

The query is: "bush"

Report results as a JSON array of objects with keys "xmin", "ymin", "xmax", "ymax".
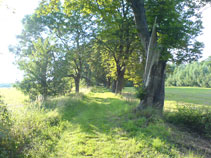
[
  {"xmin": 136, "ymin": 86, "xmax": 146, "ymax": 100},
  {"xmin": 0, "ymin": 97, "xmax": 18, "ymax": 158},
  {"xmin": 10, "ymin": 106, "xmax": 66, "ymax": 158},
  {"xmin": 165, "ymin": 104, "xmax": 211, "ymax": 138},
  {"xmin": 0, "ymin": 94, "xmax": 66, "ymax": 158}
]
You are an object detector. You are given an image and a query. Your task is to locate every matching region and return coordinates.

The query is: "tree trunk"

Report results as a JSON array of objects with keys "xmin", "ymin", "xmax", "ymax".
[
  {"xmin": 74, "ymin": 76, "xmax": 80, "ymax": 93},
  {"xmin": 41, "ymin": 64, "xmax": 48, "ymax": 101},
  {"xmin": 129, "ymin": 0, "xmax": 166, "ymax": 112},
  {"xmin": 106, "ymin": 77, "xmax": 111, "ymax": 89},
  {"xmin": 112, "ymin": 80, "xmax": 117, "ymax": 93},
  {"xmin": 138, "ymin": 60, "xmax": 166, "ymax": 112},
  {"xmin": 115, "ymin": 68, "xmax": 125, "ymax": 94}
]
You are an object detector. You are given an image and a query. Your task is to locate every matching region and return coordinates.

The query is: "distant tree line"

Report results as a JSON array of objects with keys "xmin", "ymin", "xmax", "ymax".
[{"xmin": 166, "ymin": 57, "xmax": 211, "ymax": 88}]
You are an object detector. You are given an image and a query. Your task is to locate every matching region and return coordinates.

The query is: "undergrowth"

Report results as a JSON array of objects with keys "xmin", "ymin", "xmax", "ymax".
[
  {"xmin": 165, "ymin": 104, "xmax": 211, "ymax": 138},
  {"xmin": 0, "ymin": 90, "xmax": 209, "ymax": 158}
]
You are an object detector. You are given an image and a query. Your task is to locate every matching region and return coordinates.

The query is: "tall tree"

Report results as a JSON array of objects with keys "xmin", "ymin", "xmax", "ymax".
[
  {"xmin": 38, "ymin": 7, "xmax": 93, "ymax": 93},
  {"xmin": 14, "ymin": 38, "xmax": 63, "ymax": 100},
  {"xmin": 10, "ymin": 14, "xmax": 71, "ymax": 100},
  {"xmin": 91, "ymin": 0, "xmax": 141, "ymax": 93},
  {"xmin": 127, "ymin": 0, "xmax": 204, "ymax": 112}
]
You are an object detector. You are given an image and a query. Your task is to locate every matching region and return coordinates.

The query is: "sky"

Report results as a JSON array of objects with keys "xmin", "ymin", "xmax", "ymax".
[{"xmin": 0, "ymin": 1, "xmax": 211, "ymax": 84}]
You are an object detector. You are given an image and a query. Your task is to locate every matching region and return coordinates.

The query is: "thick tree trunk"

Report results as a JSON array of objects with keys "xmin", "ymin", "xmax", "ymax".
[
  {"xmin": 129, "ymin": 0, "xmax": 166, "ymax": 112},
  {"xmin": 138, "ymin": 60, "xmax": 166, "ymax": 112}
]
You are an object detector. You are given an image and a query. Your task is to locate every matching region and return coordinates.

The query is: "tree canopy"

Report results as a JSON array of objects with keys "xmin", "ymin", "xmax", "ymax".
[{"xmin": 10, "ymin": 0, "xmax": 206, "ymax": 109}]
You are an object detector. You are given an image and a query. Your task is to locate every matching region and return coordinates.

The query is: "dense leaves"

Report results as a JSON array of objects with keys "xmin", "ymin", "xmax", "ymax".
[
  {"xmin": 10, "ymin": 0, "xmax": 206, "ymax": 103},
  {"xmin": 166, "ymin": 57, "xmax": 211, "ymax": 88}
]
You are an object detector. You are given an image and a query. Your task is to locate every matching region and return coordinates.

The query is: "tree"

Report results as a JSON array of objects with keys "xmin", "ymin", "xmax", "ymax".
[
  {"xmin": 126, "ymin": 0, "xmax": 204, "ymax": 112},
  {"xmin": 166, "ymin": 58, "xmax": 211, "ymax": 88},
  {"xmin": 89, "ymin": 0, "xmax": 142, "ymax": 93},
  {"xmin": 10, "ymin": 14, "xmax": 71, "ymax": 100},
  {"xmin": 37, "ymin": 6, "xmax": 94, "ymax": 93},
  {"xmin": 36, "ymin": 0, "xmax": 204, "ymax": 112},
  {"xmin": 15, "ymin": 38, "xmax": 65, "ymax": 100}
]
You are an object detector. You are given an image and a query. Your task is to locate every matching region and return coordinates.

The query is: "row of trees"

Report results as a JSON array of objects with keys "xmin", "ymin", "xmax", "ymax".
[
  {"xmin": 166, "ymin": 57, "xmax": 211, "ymax": 88},
  {"xmin": 10, "ymin": 0, "xmax": 207, "ymax": 112},
  {"xmin": 10, "ymin": 2, "xmax": 143, "ymax": 100}
]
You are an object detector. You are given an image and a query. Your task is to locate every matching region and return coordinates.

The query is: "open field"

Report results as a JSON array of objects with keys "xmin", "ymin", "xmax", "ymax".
[
  {"xmin": 0, "ymin": 88, "xmax": 28, "ymax": 106},
  {"xmin": 123, "ymin": 87, "xmax": 211, "ymax": 110},
  {"xmin": 165, "ymin": 87, "xmax": 211, "ymax": 106},
  {"xmin": 0, "ymin": 87, "xmax": 211, "ymax": 158}
]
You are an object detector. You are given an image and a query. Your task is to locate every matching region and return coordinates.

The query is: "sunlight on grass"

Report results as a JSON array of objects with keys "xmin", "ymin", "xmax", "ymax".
[
  {"xmin": 1, "ymin": 87, "xmax": 210, "ymax": 157},
  {"xmin": 0, "ymin": 88, "xmax": 29, "ymax": 106},
  {"xmin": 91, "ymin": 91, "xmax": 119, "ymax": 99},
  {"xmin": 165, "ymin": 87, "xmax": 211, "ymax": 106}
]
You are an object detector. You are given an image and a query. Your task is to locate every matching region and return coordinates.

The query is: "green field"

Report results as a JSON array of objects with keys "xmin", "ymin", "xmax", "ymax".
[
  {"xmin": 165, "ymin": 87, "xmax": 211, "ymax": 106},
  {"xmin": 0, "ymin": 87, "xmax": 211, "ymax": 158}
]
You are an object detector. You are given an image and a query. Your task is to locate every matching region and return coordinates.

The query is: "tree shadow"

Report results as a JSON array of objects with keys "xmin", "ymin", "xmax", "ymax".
[
  {"xmin": 58, "ymin": 95, "xmax": 128, "ymax": 135},
  {"xmin": 44, "ymin": 93, "xmax": 211, "ymax": 157},
  {"xmin": 56, "ymin": 94, "xmax": 172, "ymax": 142}
]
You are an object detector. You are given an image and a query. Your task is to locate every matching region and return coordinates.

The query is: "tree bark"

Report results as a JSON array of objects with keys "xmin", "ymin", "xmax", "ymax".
[
  {"xmin": 74, "ymin": 76, "xmax": 80, "ymax": 93},
  {"xmin": 106, "ymin": 77, "xmax": 111, "ymax": 89},
  {"xmin": 115, "ymin": 67, "xmax": 126, "ymax": 94},
  {"xmin": 138, "ymin": 59, "xmax": 166, "ymax": 112},
  {"xmin": 128, "ymin": 0, "xmax": 167, "ymax": 112},
  {"xmin": 112, "ymin": 80, "xmax": 117, "ymax": 93}
]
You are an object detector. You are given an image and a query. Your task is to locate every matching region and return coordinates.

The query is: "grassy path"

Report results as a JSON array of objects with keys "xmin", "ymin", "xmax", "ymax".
[
  {"xmin": 51, "ymin": 93, "xmax": 144, "ymax": 158},
  {"xmin": 1, "ymin": 88, "xmax": 211, "ymax": 157},
  {"xmin": 45, "ymin": 92, "xmax": 205, "ymax": 158}
]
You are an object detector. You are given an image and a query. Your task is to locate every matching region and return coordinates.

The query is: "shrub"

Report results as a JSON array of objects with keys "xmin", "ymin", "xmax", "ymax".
[
  {"xmin": 10, "ymin": 106, "xmax": 65, "ymax": 157},
  {"xmin": 165, "ymin": 104, "xmax": 211, "ymax": 138},
  {"xmin": 0, "ymin": 97, "xmax": 18, "ymax": 158},
  {"xmin": 136, "ymin": 86, "xmax": 146, "ymax": 100}
]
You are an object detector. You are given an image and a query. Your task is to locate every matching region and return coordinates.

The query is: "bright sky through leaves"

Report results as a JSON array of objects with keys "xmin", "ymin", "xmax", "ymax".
[{"xmin": 0, "ymin": 0, "xmax": 210, "ymax": 83}]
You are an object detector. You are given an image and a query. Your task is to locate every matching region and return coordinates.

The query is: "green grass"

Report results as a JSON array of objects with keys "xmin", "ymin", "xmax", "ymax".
[
  {"xmin": 0, "ymin": 87, "xmax": 211, "ymax": 157},
  {"xmin": 0, "ymin": 88, "xmax": 29, "ymax": 106},
  {"xmin": 165, "ymin": 87, "xmax": 211, "ymax": 106}
]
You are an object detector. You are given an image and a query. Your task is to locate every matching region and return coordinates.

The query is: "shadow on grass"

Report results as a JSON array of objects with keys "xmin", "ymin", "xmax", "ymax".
[
  {"xmin": 55, "ymin": 94, "xmax": 173, "ymax": 142},
  {"xmin": 40, "ymin": 92, "xmax": 211, "ymax": 157},
  {"xmin": 59, "ymin": 95, "xmax": 128, "ymax": 134}
]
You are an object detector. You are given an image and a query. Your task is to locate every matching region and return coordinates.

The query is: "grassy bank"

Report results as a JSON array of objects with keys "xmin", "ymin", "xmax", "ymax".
[{"xmin": 0, "ymin": 87, "xmax": 211, "ymax": 157}]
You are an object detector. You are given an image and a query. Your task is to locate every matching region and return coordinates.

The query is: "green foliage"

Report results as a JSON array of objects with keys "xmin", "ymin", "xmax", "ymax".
[
  {"xmin": 165, "ymin": 105, "xmax": 211, "ymax": 137},
  {"xmin": 144, "ymin": 0, "xmax": 204, "ymax": 63},
  {"xmin": 0, "ymin": 97, "xmax": 16, "ymax": 158},
  {"xmin": 165, "ymin": 105, "xmax": 211, "ymax": 138},
  {"xmin": 136, "ymin": 86, "xmax": 146, "ymax": 100},
  {"xmin": 10, "ymin": 12, "xmax": 73, "ymax": 99},
  {"xmin": 166, "ymin": 59, "xmax": 211, "ymax": 88},
  {"xmin": 14, "ymin": 38, "xmax": 70, "ymax": 100}
]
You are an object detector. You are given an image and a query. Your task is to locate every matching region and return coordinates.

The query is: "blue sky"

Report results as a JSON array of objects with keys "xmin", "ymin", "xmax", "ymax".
[{"xmin": 0, "ymin": 0, "xmax": 210, "ymax": 83}]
